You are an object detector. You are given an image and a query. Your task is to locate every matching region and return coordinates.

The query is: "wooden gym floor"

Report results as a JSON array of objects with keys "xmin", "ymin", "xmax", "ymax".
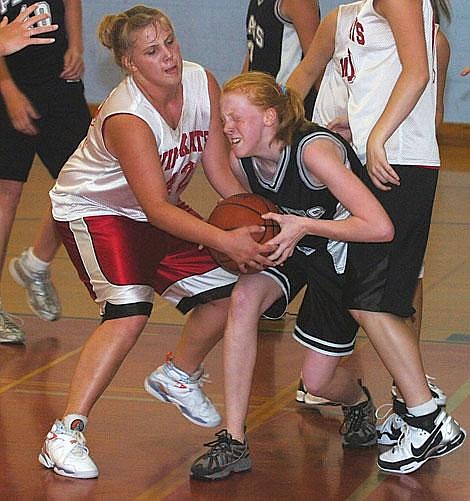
[{"xmin": 0, "ymin": 144, "xmax": 469, "ymax": 500}]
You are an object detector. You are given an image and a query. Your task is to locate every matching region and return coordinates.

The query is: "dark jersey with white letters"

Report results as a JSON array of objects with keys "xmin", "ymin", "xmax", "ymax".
[{"xmin": 246, "ymin": 0, "xmax": 317, "ymax": 116}]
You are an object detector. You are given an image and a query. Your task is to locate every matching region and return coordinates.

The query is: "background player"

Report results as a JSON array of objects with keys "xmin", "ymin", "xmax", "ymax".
[
  {"xmin": 293, "ymin": 0, "xmax": 451, "ymax": 418},
  {"xmin": 244, "ymin": 0, "xmax": 320, "ymax": 118},
  {"xmin": 0, "ymin": 0, "xmax": 90, "ymax": 344}
]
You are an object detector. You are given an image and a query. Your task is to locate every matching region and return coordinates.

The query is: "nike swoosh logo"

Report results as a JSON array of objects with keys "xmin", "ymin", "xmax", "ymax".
[
  {"xmin": 410, "ymin": 421, "xmax": 443, "ymax": 457},
  {"xmin": 388, "ymin": 424, "xmax": 401, "ymax": 437}
]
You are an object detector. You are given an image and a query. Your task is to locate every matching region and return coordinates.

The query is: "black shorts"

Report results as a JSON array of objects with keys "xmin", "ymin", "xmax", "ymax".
[
  {"xmin": 261, "ymin": 249, "xmax": 358, "ymax": 357},
  {"xmin": 0, "ymin": 78, "xmax": 90, "ymax": 182},
  {"xmin": 344, "ymin": 165, "xmax": 438, "ymax": 317}
]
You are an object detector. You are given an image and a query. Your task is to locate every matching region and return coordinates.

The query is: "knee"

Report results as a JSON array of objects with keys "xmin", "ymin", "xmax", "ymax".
[
  {"xmin": 0, "ymin": 181, "xmax": 23, "ymax": 211},
  {"xmin": 302, "ymin": 372, "xmax": 327, "ymax": 397},
  {"xmin": 101, "ymin": 301, "xmax": 152, "ymax": 323},
  {"xmin": 230, "ymin": 283, "xmax": 265, "ymax": 316},
  {"xmin": 302, "ymin": 356, "xmax": 338, "ymax": 396}
]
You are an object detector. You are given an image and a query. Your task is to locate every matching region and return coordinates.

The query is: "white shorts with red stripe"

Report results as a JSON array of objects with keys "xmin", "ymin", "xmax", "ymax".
[{"xmin": 55, "ymin": 215, "xmax": 238, "ymax": 314}]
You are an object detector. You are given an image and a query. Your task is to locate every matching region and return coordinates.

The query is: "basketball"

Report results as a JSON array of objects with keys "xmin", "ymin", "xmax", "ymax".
[{"xmin": 207, "ymin": 193, "xmax": 280, "ymax": 274}]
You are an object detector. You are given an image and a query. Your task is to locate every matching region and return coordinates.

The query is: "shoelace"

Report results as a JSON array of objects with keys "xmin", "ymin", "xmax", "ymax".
[
  {"xmin": 340, "ymin": 404, "xmax": 366, "ymax": 434},
  {"xmin": 375, "ymin": 403, "xmax": 393, "ymax": 421},
  {"xmin": 67, "ymin": 429, "xmax": 91, "ymax": 457},
  {"xmin": 28, "ymin": 272, "xmax": 55, "ymax": 295},
  {"xmin": 392, "ymin": 423, "xmax": 410, "ymax": 452},
  {"xmin": 203, "ymin": 430, "xmax": 232, "ymax": 454}
]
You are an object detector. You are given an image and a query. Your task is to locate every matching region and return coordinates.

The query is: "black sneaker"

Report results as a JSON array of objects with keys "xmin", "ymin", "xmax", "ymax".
[
  {"xmin": 340, "ymin": 380, "xmax": 377, "ymax": 448},
  {"xmin": 190, "ymin": 429, "xmax": 251, "ymax": 480},
  {"xmin": 378, "ymin": 408, "xmax": 466, "ymax": 474}
]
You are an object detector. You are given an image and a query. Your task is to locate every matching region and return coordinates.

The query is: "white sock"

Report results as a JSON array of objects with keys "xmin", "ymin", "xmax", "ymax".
[
  {"xmin": 23, "ymin": 247, "xmax": 50, "ymax": 274},
  {"xmin": 407, "ymin": 398, "xmax": 438, "ymax": 417},
  {"xmin": 63, "ymin": 414, "xmax": 88, "ymax": 432}
]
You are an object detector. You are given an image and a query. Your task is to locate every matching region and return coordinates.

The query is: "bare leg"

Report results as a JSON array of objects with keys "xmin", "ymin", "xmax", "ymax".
[
  {"xmin": 64, "ymin": 315, "xmax": 148, "ymax": 416},
  {"xmin": 350, "ymin": 310, "xmax": 431, "ymax": 407},
  {"xmin": 30, "ymin": 203, "xmax": 62, "ymax": 263},
  {"xmin": 302, "ymin": 351, "xmax": 362, "ymax": 406},
  {"xmin": 171, "ymin": 298, "xmax": 229, "ymax": 375},
  {"xmin": 0, "ymin": 179, "xmax": 23, "ymax": 288},
  {"xmin": 407, "ymin": 278, "xmax": 423, "ymax": 340},
  {"xmin": 224, "ymin": 274, "xmax": 281, "ymax": 442}
]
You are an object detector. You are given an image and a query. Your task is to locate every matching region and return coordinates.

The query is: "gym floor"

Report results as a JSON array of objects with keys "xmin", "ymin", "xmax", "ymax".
[{"xmin": 0, "ymin": 143, "xmax": 469, "ymax": 500}]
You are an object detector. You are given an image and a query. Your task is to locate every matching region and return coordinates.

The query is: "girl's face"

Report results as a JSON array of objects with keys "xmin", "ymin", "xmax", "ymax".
[
  {"xmin": 220, "ymin": 91, "xmax": 271, "ymax": 158},
  {"xmin": 126, "ymin": 22, "xmax": 182, "ymax": 89}
]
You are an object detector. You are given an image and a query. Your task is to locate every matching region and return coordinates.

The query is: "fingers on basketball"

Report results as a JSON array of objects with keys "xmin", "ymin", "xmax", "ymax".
[{"xmin": 207, "ymin": 193, "xmax": 280, "ymax": 274}]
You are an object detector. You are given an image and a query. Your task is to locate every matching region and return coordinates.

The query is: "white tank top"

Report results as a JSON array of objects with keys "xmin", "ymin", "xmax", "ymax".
[
  {"xmin": 312, "ymin": 2, "xmax": 363, "ymax": 125},
  {"xmin": 345, "ymin": 0, "xmax": 439, "ymax": 166},
  {"xmin": 51, "ymin": 61, "xmax": 210, "ymax": 221}
]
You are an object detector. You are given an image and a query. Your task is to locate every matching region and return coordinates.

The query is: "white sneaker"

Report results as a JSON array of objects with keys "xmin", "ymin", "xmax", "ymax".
[
  {"xmin": 9, "ymin": 251, "xmax": 61, "ymax": 321},
  {"xmin": 378, "ymin": 409, "xmax": 466, "ymax": 474},
  {"xmin": 0, "ymin": 305, "xmax": 25, "ymax": 344},
  {"xmin": 38, "ymin": 420, "xmax": 99, "ymax": 479},
  {"xmin": 424, "ymin": 375, "xmax": 447, "ymax": 407},
  {"xmin": 378, "ymin": 376, "xmax": 447, "ymax": 447},
  {"xmin": 144, "ymin": 362, "xmax": 221, "ymax": 428},
  {"xmin": 376, "ymin": 404, "xmax": 406, "ymax": 446}
]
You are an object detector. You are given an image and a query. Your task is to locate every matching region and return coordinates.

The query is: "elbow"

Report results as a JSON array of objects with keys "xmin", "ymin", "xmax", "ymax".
[
  {"xmin": 377, "ymin": 220, "xmax": 395, "ymax": 243},
  {"xmin": 415, "ymin": 69, "xmax": 430, "ymax": 93}
]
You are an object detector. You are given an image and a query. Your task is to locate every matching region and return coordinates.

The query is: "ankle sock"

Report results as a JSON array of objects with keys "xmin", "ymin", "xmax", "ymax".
[
  {"xmin": 63, "ymin": 414, "xmax": 88, "ymax": 432},
  {"xmin": 407, "ymin": 398, "xmax": 438, "ymax": 417},
  {"xmin": 23, "ymin": 247, "xmax": 50, "ymax": 274}
]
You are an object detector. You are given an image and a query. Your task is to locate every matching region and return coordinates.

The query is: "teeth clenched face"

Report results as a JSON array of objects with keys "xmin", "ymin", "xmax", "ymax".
[{"xmin": 220, "ymin": 92, "xmax": 266, "ymax": 158}]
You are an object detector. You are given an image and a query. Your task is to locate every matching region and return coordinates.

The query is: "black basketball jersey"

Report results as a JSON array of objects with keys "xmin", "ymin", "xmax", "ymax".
[
  {"xmin": 240, "ymin": 124, "xmax": 363, "ymax": 272},
  {"xmin": 246, "ymin": 0, "xmax": 318, "ymax": 117},
  {"xmin": 2, "ymin": 0, "xmax": 68, "ymax": 86}
]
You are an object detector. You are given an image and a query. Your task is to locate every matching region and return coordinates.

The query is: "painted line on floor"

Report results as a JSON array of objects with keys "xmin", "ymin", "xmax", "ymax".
[
  {"xmin": 0, "ymin": 347, "xmax": 81, "ymax": 396},
  {"xmin": 346, "ymin": 378, "xmax": 470, "ymax": 501}
]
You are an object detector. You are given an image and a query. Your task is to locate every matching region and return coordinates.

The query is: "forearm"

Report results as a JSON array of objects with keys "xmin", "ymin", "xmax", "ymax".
[
  {"xmin": 0, "ymin": 57, "xmax": 17, "ymax": 95},
  {"xmin": 63, "ymin": 0, "xmax": 83, "ymax": 52},
  {"xmin": 369, "ymin": 72, "xmax": 429, "ymax": 146},
  {"xmin": 302, "ymin": 214, "xmax": 392, "ymax": 244},
  {"xmin": 286, "ymin": 9, "xmax": 336, "ymax": 99},
  {"xmin": 146, "ymin": 200, "xmax": 229, "ymax": 252}
]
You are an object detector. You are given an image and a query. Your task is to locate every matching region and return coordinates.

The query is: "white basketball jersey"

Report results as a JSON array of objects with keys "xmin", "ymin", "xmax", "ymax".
[
  {"xmin": 312, "ymin": 2, "xmax": 363, "ymax": 125},
  {"xmin": 51, "ymin": 61, "xmax": 210, "ymax": 221},
  {"xmin": 345, "ymin": 0, "xmax": 439, "ymax": 166}
]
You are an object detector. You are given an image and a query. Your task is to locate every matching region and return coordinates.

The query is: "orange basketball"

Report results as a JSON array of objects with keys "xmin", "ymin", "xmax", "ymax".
[{"xmin": 207, "ymin": 193, "xmax": 280, "ymax": 274}]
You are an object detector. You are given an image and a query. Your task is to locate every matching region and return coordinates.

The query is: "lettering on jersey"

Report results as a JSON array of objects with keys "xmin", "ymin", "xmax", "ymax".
[
  {"xmin": 160, "ymin": 130, "xmax": 207, "ymax": 172},
  {"xmin": 280, "ymin": 205, "xmax": 326, "ymax": 219},
  {"xmin": 166, "ymin": 160, "xmax": 196, "ymax": 194},
  {"xmin": 1, "ymin": 0, "xmax": 24, "ymax": 15},
  {"xmin": 349, "ymin": 17, "xmax": 365, "ymax": 45},
  {"xmin": 340, "ymin": 49, "xmax": 356, "ymax": 83},
  {"xmin": 247, "ymin": 14, "xmax": 264, "ymax": 62}
]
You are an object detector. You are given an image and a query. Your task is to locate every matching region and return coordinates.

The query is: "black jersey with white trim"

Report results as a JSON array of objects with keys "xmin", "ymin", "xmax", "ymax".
[{"xmin": 240, "ymin": 124, "xmax": 363, "ymax": 258}]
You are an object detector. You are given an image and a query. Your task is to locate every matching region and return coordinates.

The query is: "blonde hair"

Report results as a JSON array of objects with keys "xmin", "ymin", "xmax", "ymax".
[
  {"xmin": 97, "ymin": 5, "xmax": 174, "ymax": 69},
  {"xmin": 222, "ymin": 71, "xmax": 309, "ymax": 146}
]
